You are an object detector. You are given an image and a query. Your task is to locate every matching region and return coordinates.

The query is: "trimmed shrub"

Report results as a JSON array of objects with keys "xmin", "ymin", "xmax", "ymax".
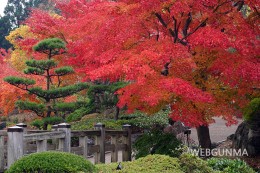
[
  {"xmin": 243, "ymin": 98, "xmax": 260, "ymax": 122},
  {"xmin": 133, "ymin": 129, "xmax": 182, "ymax": 159},
  {"xmin": 31, "ymin": 116, "xmax": 63, "ymax": 129},
  {"xmin": 71, "ymin": 109, "xmax": 169, "ymax": 131},
  {"xmin": 179, "ymin": 153, "xmax": 215, "ymax": 173},
  {"xmin": 96, "ymin": 154, "xmax": 183, "ymax": 173},
  {"xmin": 207, "ymin": 157, "xmax": 256, "ymax": 173},
  {"xmin": 31, "ymin": 119, "xmax": 44, "ymax": 129},
  {"xmin": 66, "ymin": 106, "xmax": 94, "ymax": 122},
  {"xmin": 43, "ymin": 116, "xmax": 63, "ymax": 125},
  {"xmin": 6, "ymin": 151, "xmax": 96, "ymax": 173}
]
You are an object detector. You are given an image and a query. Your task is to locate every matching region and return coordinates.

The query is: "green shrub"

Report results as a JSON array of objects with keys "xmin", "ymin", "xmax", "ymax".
[
  {"xmin": 133, "ymin": 129, "xmax": 182, "ymax": 159},
  {"xmin": 243, "ymin": 98, "xmax": 260, "ymax": 122},
  {"xmin": 71, "ymin": 117, "xmax": 124, "ymax": 130},
  {"xmin": 6, "ymin": 151, "xmax": 96, "ymax": 173},
  {"xmin": 207, "ymin": 158, "xmax": 256, "ymax": 173},
  {"xmin": 31, "ymin": 119, "xmax": 44, "ymax": 129},
  {"xmin": 66, "ymin": 106, "xmax": 94, "ymax": 122},
  {"xmin": 71, "ymin": 109, "xmax": 169, "ymax": 131},
  {"xmin": 96, "ymin": 154, "xmax": 183, "ymax": 173},
  {"xmin": 0, "ymin": 116, "xmax": 7, "ymax": 121},
  {"xmin": 119, "ymin": 110, "xmax": 169, "ymax": 129},
  {"xmin": 43, "ymin": 116, "xmax": 63, "ymax": 125},
  {"xmin": 31, "ymin": 116, "xmax": 63, "ymax": 129},
  {"xmin": 179, "ymin": 153, "xmax": 215, "ymax": 173},
  {"xmin": 12, "ymin": 117, "xmax": 18, "ymax": 124}
]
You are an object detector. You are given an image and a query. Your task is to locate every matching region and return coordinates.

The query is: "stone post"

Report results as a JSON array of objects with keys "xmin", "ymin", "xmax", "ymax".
[
  {"xmin": 0, "ymin": 134, "xmax": 5, "ymax": 172},
  {"xmin": 122, "ymin": 124, "xmax": 131, "ymax": 161},
  {"xmin": 16, "ymin": 123, "xmax": 27, "ymax": 154},
  {"xmin": 79, "ymin": 136, "xmax": 88, "ymax": 159},
  {"xmin": 52, "ymin": 125, "xmax": 58, "ymax": 149},
  {"xmin": 94, "ymin": 123, "xmax": 105, "ymax": 163},
  {"xmin": 7, "ymin": 126, "xmax": 24, "ymax": 168},
  {"xmin": 16, "ymin": 123, "xmax": 27, "ymax": 133},
  {"xmin": 58, "ymin": 123, "xmax": 71, "ymax": 152}
]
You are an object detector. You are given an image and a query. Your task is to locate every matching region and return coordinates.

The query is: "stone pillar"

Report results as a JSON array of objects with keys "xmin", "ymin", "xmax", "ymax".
[
  {"xmin": 7, "ymin": 126, "xmax": 24, "ymax": 168},
  {"xmin": 58, "ymin": 123, "xmax": 71, "ymax": 152},
  {"xmin": 16, "ymin": 123, "xmax": 27, "ymax": 132},
  {"xmin": 79, "ymin": 136, "xmax": 88, "ymax": 159},
  {"xmin": 52, "ymin": 125, "xmax": 58, "ymax": 149},
  {"xmin": 94, "ymin": 123, "xmax": 105, "ymax": 163},
  {"xmin": 16, "ymin": 123, "xmax": 27, "ymax": 154},
  {"xmin": 122, "ymin": 124, "xmax": 131, "ymax": 161},
  {"xmin": 0, "ymin": 134, "xmax": 5, "ymax": 172}
]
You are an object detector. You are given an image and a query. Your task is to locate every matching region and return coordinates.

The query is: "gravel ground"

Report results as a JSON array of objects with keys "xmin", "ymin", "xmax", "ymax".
[{"xmin": 190, "ymin": 117, "xmax": 242, "ymax": 144}]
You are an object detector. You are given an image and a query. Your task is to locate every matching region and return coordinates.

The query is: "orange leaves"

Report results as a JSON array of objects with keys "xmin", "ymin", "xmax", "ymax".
[
  {"xmin": 6, "ymin": 0, "xmax": 259, "ymax": 126},
  {"xmin": 0, "ymin": 83, "xmax": 37, "ymax": 115},
  {"xmin": 160, "ymin": 77, "xmax": 214, "ymax": 103},
  {"xmin": 188, "ymin": 26, "xmax": 231, "ymax": 49}
]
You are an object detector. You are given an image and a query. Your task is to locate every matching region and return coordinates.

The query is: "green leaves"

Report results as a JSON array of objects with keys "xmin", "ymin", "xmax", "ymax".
[
  {"xmin": 26, "ymin": 59, "xmax": 57, "ymax": 70},
  {"xmin": 3, "ymin": 37, "xmax": 88, "ymax": 119},
  {"xmin": 24, "ymin": 67, "xmax": 45, "ymax": 75},
  {"xmin": 243, "ymin": 98, "xmax": 260, "ymax": 122},
  {"xmin": 133, "ymin": 129, "xmax": 182, "ymax": 159},
  {"xmin": 28, "ymin": 83, "xmax": 89, "ymax": 99},
  {"xmin": 96, "ymin": 155, "xmax": 183, "ymax": 173},
  {"xmin": 6, "ymin": 151, "xmax": 96, "ymax": 173},
  {"xmin": 207, "ymin": 158, "xmax": 255, "ymax": 173},
  {"xmin": 55, "ymin": 66, "xmax": 74, "ymax": 76},
  {"xmin": 33, "ymin": 38, "xmax": 66, "ymax": 52},
  {"xmin": 16, "ymin": 100, "xmax": 46, "ymax": 115},
  {"xmin": 4, "ymin": 76, "xmax": 35, "ymax": 86}
]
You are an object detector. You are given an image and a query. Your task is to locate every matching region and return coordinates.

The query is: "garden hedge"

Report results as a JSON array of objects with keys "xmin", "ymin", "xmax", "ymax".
[{"xmin": 6, "ymin": 151, "xmax": 96, "ymax": 173}]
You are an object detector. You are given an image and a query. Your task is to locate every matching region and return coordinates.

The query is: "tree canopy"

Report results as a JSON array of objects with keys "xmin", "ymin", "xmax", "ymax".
[{"xmin": 1, "ymin": 0, "xmax": 259, "ymax": 128}]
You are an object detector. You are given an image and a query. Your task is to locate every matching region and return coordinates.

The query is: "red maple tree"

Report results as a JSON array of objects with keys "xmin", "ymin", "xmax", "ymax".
[{"xmin": 8, "ymin": 0, "xmax": 260, "ymax": 148}]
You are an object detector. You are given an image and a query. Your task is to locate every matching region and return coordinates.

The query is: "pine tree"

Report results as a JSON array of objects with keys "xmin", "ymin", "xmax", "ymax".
[{"xmin": 4, "ymin": 38, "xmax": 88, "ymax": 128}]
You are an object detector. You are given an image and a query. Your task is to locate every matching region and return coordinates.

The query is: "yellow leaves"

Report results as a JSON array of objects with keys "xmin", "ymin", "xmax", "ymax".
[
  {"xmin": 6, "ymin": 25, "xmax": 35, "ymax": 49},
  {"xmin": 7, "ymin": 49, "xmax": 28, "ymax": 71},
  {"xmin": 49, "ymin": 12, "xmax": 63, "ymax": 19},
  {"xmin": 5, "ymin": 25, "xmax": 37, "ymax": 71}
]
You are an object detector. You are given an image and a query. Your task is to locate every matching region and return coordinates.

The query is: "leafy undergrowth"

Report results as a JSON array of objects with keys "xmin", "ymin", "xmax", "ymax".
[
  {"xmin": 96, "ymin": 154, "xmax": 256, "ymax": 173},
  {"xmin": 71, "ymin": 110, "xmax": 168, "ymax": 131},
  {"xmin": 96, "ymin": 154, "xmax": 184, "ymax": 173},
  {"xmin": 207, "ymin": 157, "xmax": 256, "ymax": 173},
  {"xmin": 6, "ymin": 151, "xmax": 96, "ymax": 173},
  {"xmin": 241, "ymin": 156, "xmax": 260, "ymax": 172}
]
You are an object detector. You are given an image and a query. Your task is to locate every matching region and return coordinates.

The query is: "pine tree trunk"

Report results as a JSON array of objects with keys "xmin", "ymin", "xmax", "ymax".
[
  {"xmin": 196, "ymin": 125, "xmax": 211, "ymax": 149},
  {"xmin": 114, "ymin": 106, "xmax": 120, "ymax": 120},
  {"xmin": 43, "ymin": 101, "xmax": 51, "ymax": 130}
]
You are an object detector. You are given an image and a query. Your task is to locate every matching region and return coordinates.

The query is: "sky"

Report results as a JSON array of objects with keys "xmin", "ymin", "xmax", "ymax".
[{"xmin": 0, "ymin": 0, "xmax": 8, "ymax": 16}]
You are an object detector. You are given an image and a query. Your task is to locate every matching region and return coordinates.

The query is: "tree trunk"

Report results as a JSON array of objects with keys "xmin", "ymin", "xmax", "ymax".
[
  {"xmin": 114, "ymin": 106, "xmax": 120, "ymax": 120},
  {"xmin": 196, "ymin": 125, "xmax": 211, "ymax": 149}
]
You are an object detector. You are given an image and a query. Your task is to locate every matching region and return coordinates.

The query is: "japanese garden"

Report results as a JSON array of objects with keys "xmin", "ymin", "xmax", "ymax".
[{"xmin": 0, "ymin": 0, "xmax": 259, "ymax": 172}]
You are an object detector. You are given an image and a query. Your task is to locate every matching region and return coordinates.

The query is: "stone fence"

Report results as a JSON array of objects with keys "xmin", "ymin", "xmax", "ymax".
[{"xmin": 0, "ymin": 123, "xmax": 132, "ymax": 172}]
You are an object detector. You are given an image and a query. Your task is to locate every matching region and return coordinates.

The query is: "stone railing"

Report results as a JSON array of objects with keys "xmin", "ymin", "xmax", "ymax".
[{"xmin": 0, "ymin": 123, "xmax": 131, "ymax": 172}]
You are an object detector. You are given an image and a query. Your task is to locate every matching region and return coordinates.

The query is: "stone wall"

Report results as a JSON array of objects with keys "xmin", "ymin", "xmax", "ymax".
[{"xmin": 233, "ymin": 121, "xmax": 260, "ymax": 156}]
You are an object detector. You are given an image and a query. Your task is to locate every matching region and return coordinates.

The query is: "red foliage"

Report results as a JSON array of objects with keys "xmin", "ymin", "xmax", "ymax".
[{"xmin": 14, "ymin": 0, "xmax": 260, "ymax": 126}]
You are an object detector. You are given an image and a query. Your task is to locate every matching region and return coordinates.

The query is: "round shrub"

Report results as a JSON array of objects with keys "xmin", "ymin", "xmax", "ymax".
[
  {"xmin": 207, "ymin": 157, "xmax": 255, "ymax": 173},
  {"xmin": 133, "ymin": 129, "xmax": 182, "ymax": 159},
  {"xmin": 96, "ymin": 154, "xmax": 183, "ymax": 173},
  {"xmin": 179, "ymin": 153, "xmax": 215, "ymax": 173},
  {"xmin": 243, "ymin": 98, "xmax": 260, "ymax": 122},
  {"xmin": 7, "ymin": 151, "xmax": 96, "ymax": 173}
]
